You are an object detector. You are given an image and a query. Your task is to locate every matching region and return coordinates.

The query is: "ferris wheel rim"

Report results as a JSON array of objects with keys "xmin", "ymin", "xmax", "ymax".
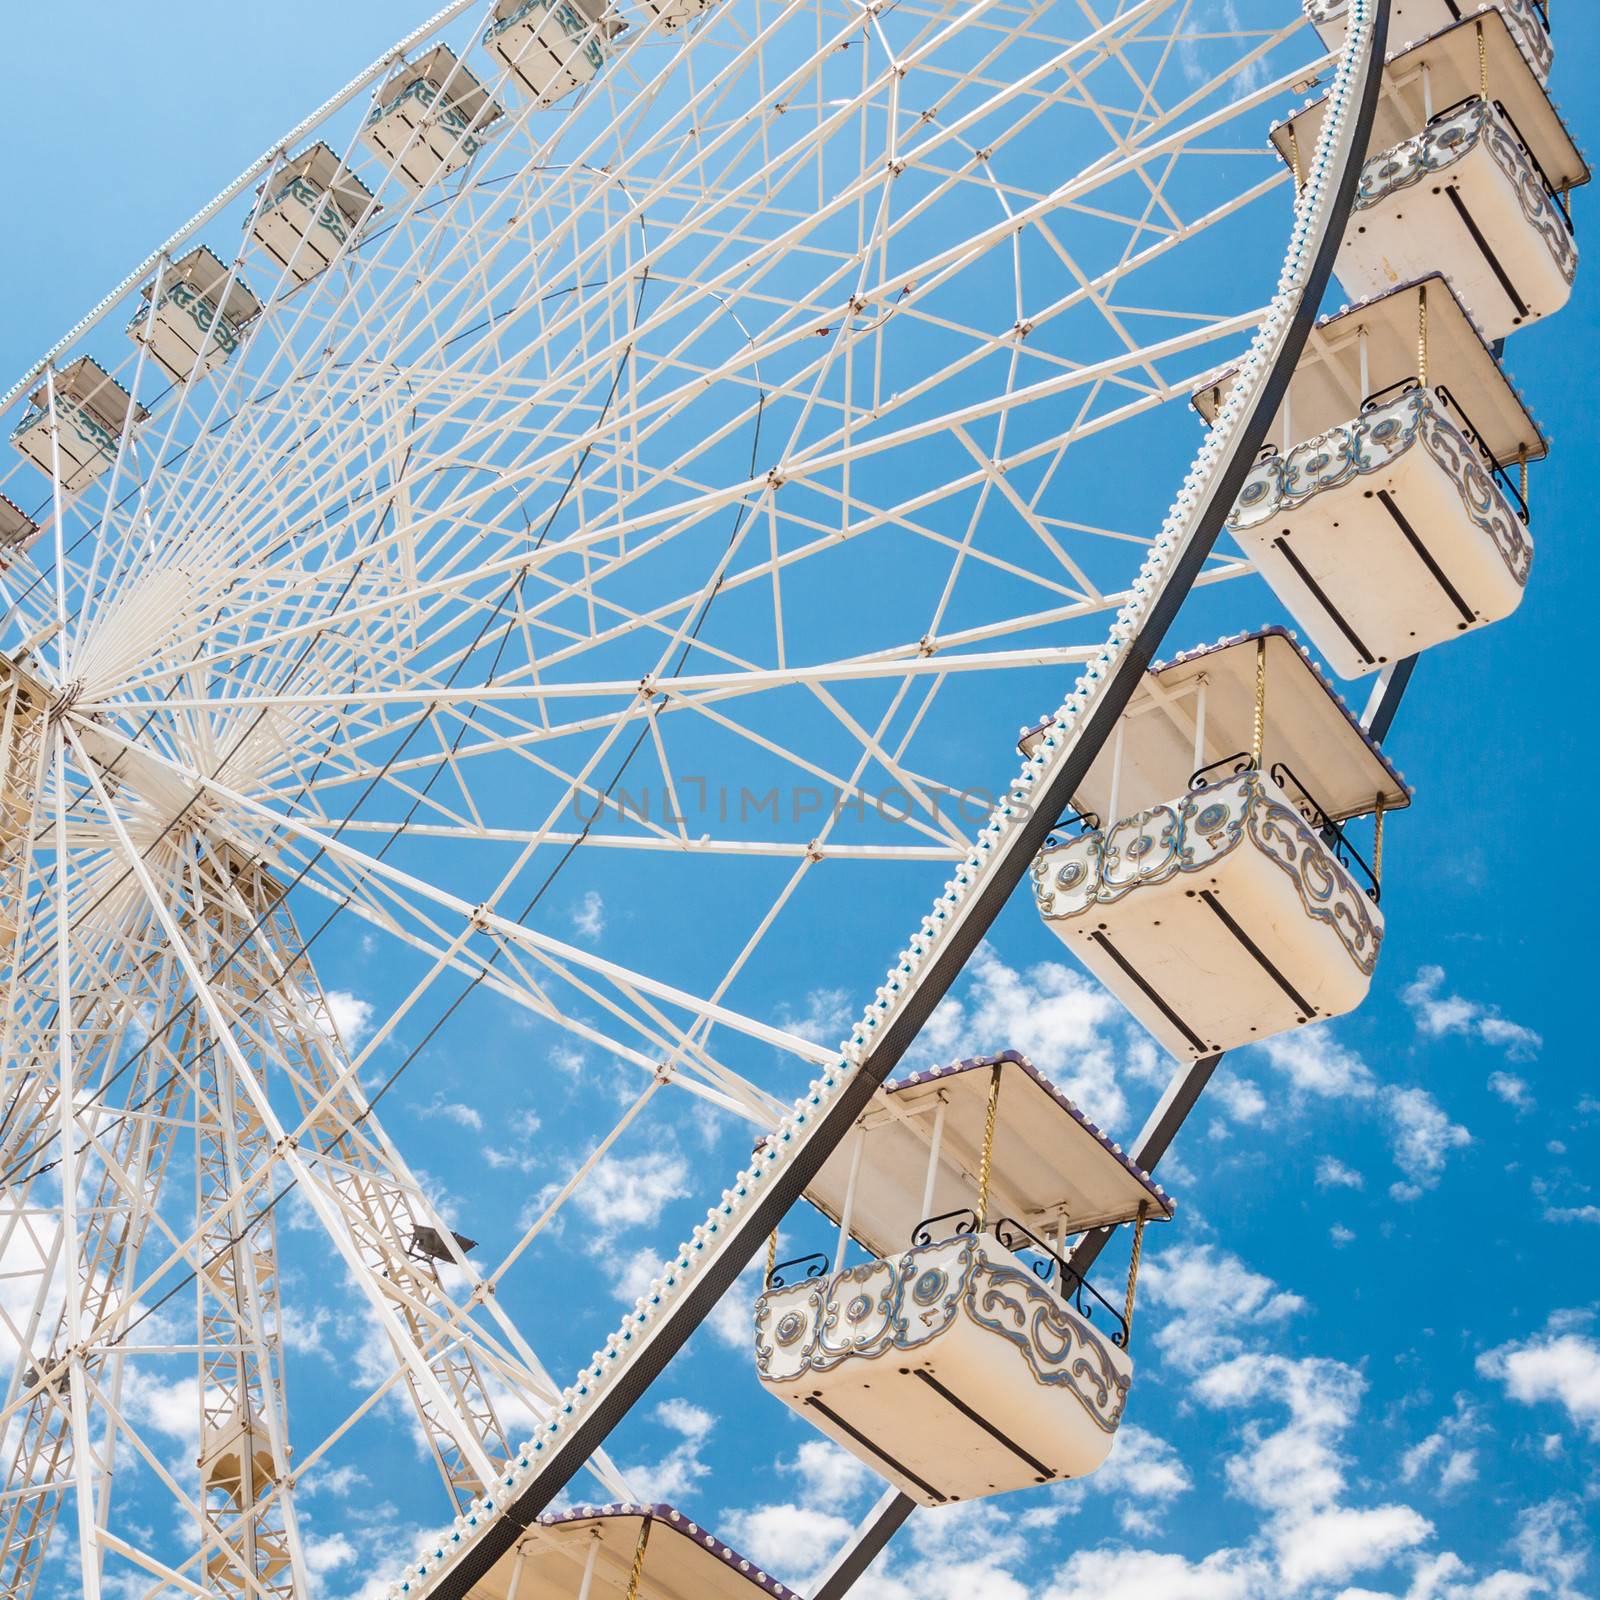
[
  {"xmin": 0, "ymin": 6, "xmax": 1395, "ymax": 1593},
  {"xmin": 341, "ymin": 3, "xmax": 1396, "ymax": 1595}
]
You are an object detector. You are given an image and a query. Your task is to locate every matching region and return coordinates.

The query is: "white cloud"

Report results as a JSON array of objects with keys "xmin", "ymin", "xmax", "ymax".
[
  {"xmin": 305, "ymin": 1533, "xmax": 356, "ymax": 1575},
  {"xmin": 1512, "ymin": 1499, "xmax": 1592, "ymax": 1600},
  {"xmin": 1255, "ymin": 1026, "xmax": 1375, "ymax": 1099},
  {"xmin": 704, "ymin": 1262, "xmax": 761, "ymax": 1348},
  {"xmin": 722, "ymin": 1503, "xmax": 855, "ymax": 1591},
  {"xmin": 123, "ymin": 1369, "xmax": 202, "ymax": 1448},
  {"xmin": 776, "ymin": 986, "xmax": 854, "ymax": 1047},
  {"xmin": 571, "ymin": 889, "xmax": 605, "ymax": 940},
  {"xmin": 1478, "ymin": 1327, "xmax": 1600, "ymax": 1438},
  {"xmin": 618, "ymin": 1390, "xmax": 720, "ymax": 1501},
  {"xmin": 1402, "ymin": 968, "xmax": 1541, "ymax": 1060},
  {"xmin": 306, "ymin": 1463, "xmax": 367, "ymax": 1497},
  {"xmin": 780, "ymin": 1438, "xmax": 876, "ymax": 1511},
  {"xmin": 281, "ymin": 1304, "xmax": 334, "ymax": 1355},
  {"xmin": 1212, "ymin": 1073, "xmax": 1268, "ymax": 1124},
  {"xmin": 1194, "ymin": 1353, "xmax": 1363, "ymax": 1515},
  {"xmin": 912, "ymin": 944, "xmax": 1131, "ymax": 1127},
  {"xmin": 655, "ymin": 1396, "xmax": 714, "ymax": 1444},
  {"xmin": 1543, "ymin": 1205, "xmax": 1600, "ymax": 1225},
  {"xmin": 1057, "ymin": 1425, "xmax": 1192, "ymax": 1533},
  {"xmin": 1400, "ymin": 1400, "xmax": 1481, "ymax": 1496},
  {"xmin": 1276, "ymin": 1505, "xmax": 1433, "ymax": 1590},
  {"xmin": 1330, "ymin": 1224, "xmax": 1356, "ymax": 1247},
  {"xmin": 1488, "ymin": 1071, "xmax": 1533, "ymax": 1111},
  {"xmin": 1317, "ymin": 1156, "xmax": 1365, "ymax": 1190},
  {"xmin": 611, "ymin": 1246, "xmax": 661, "ymax": 1306},
  {"xmin": 1047, "ymin": 1547, "xmax": 1269, "ymax": 1600},
  {"xmin": 1142, "ymin": 1245, "xmax": 1304, "ymax": 1371},
  {"xmin": 325, "ymin": 989, "xmax": 374, "ymax": 1047},
  {"xmin": 1384, "ymin": 1087, "xmax": 1470, "ymax": 1188},
  {"xmin": 572, "ymin": 1149, "xmax": 689, "ymax": 1240},
  {"xmin": 619, "ymin": 1433, "xmax": 711, "ymax": 1503},
  {"xmin": 427, "ymin": 1098, "xmax": 483, "ymax": 1131}
]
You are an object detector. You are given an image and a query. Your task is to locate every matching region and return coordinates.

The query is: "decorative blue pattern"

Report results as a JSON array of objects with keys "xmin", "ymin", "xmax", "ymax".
[
  {"xmin": 1032, "ymin": 772, "xmax": 1383, "ymax": 976},
  {"xmin": 1229, "ymin": 386, "xmax": 1533, "ymax": 587},
  {"xmin": 755, "ymin": 1237, "xmax": 1130, "ymax": 1433}
]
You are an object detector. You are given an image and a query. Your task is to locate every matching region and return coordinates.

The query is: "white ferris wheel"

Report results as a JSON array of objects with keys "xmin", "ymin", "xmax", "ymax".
[{"xmin": 0, "ymin": 0, "xmax": 1580, "ymax": 1595}]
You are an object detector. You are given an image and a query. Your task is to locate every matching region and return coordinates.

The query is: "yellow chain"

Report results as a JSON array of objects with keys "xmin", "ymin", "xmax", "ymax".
[
  {"xmin": 1123, "ymin": 1216, "xmax": 1146, "ymax": 1342},
  {"xmin": 624, "ymin": 1517, "xmax": 652, "ymax": 1600},
  {"xmin": 1418, "ymin": 285, "xmax": 1429, "ymax": 387},
  {"xmin": 765, "ymin": 1229, "xmax": 778, "ymax": 1284},
  {"xmin": 1520, "ymin": 445, "xmax": 1529, "ymax": 515},
  {"xmin": 1250, "ymin": 635, "xmax": 1267, "ymax": 770},
  {"xmin": 1373, "ymin": 794, "xmax": 1385, "ymax": 888},
  {"xmin": 975, "ymin": 1063, "xmax": 1003, "ymax": 1229},
  {"xmin": 1286, "ymin": 123, "xmax": 1303, "ymax": 191},
  {"xmin": 1478, "ymin": 20, "xmax": 1488, "ymax": 99}
]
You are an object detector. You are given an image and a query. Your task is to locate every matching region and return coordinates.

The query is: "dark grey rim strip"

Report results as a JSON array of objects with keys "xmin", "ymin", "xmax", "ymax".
[{"xmin": 425, "ymin": 7, "xmax": 1393, "ymax": 1594}]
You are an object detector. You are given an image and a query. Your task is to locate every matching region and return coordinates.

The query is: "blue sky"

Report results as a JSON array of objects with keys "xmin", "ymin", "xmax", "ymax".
[{"xmin": 4, "ymin": 4, "xmax": 1597, "ymax": 1598}]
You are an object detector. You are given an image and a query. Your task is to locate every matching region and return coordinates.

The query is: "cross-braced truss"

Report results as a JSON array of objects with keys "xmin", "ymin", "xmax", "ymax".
[{"xmin": 0, "ymin": 0, "xmax": 1335, "ymax": 1591}]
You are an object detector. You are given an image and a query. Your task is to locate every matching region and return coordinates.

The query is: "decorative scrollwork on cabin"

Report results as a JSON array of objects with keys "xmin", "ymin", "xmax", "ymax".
[
  {"xmin": 755, "ymin": 1238, "xmax": 1130, "ymax": 1434},
  {"xmin": 1031, "ymin": 773, "xmax": 1381, "ymax": 976},
  {"xmin": 963, "ymin": 1252, "xmax": 1128, "ymax": 1431},
  {"xmin": 1414, "ymin": 400, "xmax": 1533, "ymax": 586},
  {"xmin": 1245, "ymin": 789, "xmax": 1382, "ymax": 976},
  {"xmin": 485, "ymin": 0, "xmax": 610, "ymax": 73},
  {"xmin": 1475, "ymin": 102, "xmax": 1577, "ymax": 285},
  {"xmin": 1226, "ymin": 388, "xmax": 1533, "ymax": 588},
  {"xmin": 264, "ymin": 176, "xmax": 356, "ymax": 247},
  {"xmin": 1351, "ymin": 100, "xmax": 1574, "ymax": 285}
]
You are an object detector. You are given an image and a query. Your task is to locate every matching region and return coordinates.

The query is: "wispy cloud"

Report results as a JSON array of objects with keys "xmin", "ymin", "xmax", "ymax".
[
  {"xmin": 570, "ymin": 889, "xmax": 605, "ymax": 940},
  {"xmin": 1403, "ymin": 966, "xmax": 1542, "ymax": 1060}
]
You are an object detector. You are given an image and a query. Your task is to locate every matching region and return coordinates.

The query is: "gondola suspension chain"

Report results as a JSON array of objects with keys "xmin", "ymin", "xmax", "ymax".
[
  {"xmin": 1123, "ymin": 1215, "xmax": 1146, "ymax": 1345},
  {"xmin": 625, "ymin": 1516, "xmax": 652, "ymax": 1600},
  {"xmin": 975, "ymin": 1063, "xmax": 1002, "ymax": 1230}
]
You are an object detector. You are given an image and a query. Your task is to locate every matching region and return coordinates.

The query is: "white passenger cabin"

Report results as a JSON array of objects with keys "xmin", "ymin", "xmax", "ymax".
[
  {"xmin": 1304, "ymin": 0, "xmax": 1553, "ymax": 84},
  {"xmin": 251, "ymin": 144, "xmax": 379, "ymax": 284},
  {"xmin": 126, "ymin": 246, "xmax": 262, "ymax": 384},
  {"xmin": 362, "ymin": 46, "xmax": 503, "ymax": 190},
  {"xmin": 1027, "ymin": 631, "xmax": 1408, "ymax": 1059},
  {"xmin": 201, "ymin": 1409, "xmax": 291, "ymax": 1581},
  {"xmin": 756, "ymin": 1051, "xmax": 1171, "ymax": 1505},
  {"xmin": 1196, "ymin": 278, "xmax": 1542, "ymax": 678},
  {"xmin": 11, "ymin": 358, "xmax": 147, "ymax": 492},
  {"xmin": 634, "ymin": 0, "xmax": 721, "ymax": 33},
  {"xmin": 483, "ymin": 0, "xmax": 622, "ymax": 107},
  {"xmin": 453, "ymin": 1503, "xmax": 802, "ymax": 1597},
  {"xmin": 1274, "ymin": 12, "xmax": 1585, "ymax": 341},
  {"xmin": 0, "ymin": 652, "xmax": 46, "ymax": 955},
  {"xmin": 0, "ymin": 497, "xmax": 37, "ymax": 561}
]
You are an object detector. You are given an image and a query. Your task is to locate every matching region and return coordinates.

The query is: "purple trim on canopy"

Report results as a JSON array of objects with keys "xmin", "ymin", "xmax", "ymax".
[
  {"xmin": 888, "ymin": 1049, "xmax": 1175, "ymax": 1218},
  {"xmin": 539, "ymin": 1503, "xmax": 800, "ymax": 1597}
]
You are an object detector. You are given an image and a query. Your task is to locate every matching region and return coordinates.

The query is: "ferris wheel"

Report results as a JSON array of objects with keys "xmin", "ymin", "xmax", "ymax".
[{"xmin": 0, "ymin": 0, "xmax": 1580, "ymax": 1595}]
